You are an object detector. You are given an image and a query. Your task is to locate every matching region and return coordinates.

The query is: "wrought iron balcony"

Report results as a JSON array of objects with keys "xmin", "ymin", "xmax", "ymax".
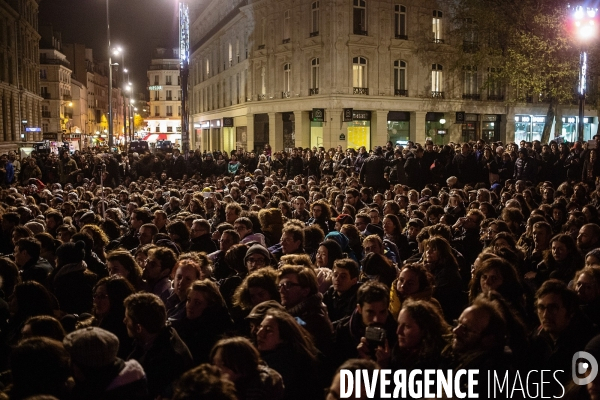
[
  {"xmin": 42, "ymin": 93, "xmax": 51, "ymax": 99},
  {"xmin": 462, "ymin": 93, "xmax": 481, "ymax": 100},
  {"xmin": 63, "ymin": 94, "xmax": 72, "ymax": 101},
  {"xmin": 282, "ymin": 91, "xmax": 291, "ymax": 99},
  {"xmin": 166, "ymin": 113, "xmax": 173, "ymax": 116},
  {"xmin": 462, "ymin": 41, "xmax": 479, "ymax": 53},
  {"xmin": 432, "ymin": 38, "xmax": 445, "ymax": 44},
  {"xmin": 487, "ymin": 95, "xmax": 505, "ymax": 101},
  {"xmin": 394, "ymin": 89, "xmax": 408, "ymax": 97},
  {"xmin": 257, "ymin": 94, "xmax": 266, "ymax": 101},
  {"xmin": 282, "ymin": 38, "xmax": 290, "ymax": 44},
  {"xmin": 354, "ymin": 29, "xmax": 368, "ymax": 36},
  {"xmin": 309, "ymin": 88, "xmax": 319, "ymax": 96},
  {"xmin": 310, "ymin": 31, "xmax": 319, "ymax": 37},
  {"xmin": 42, "ymin": 111, "xmax": 51, "ymax": 118},
  {"xmin": 258, "ymin": 44, "xmax": 265, "ymax": 50},
  {"xmin": 166, "ymin": 97, "xmax": 172, "ymax": 101},
  {"xmin": 395, "ymin": 34, "xmax": 408, "ymax": 40},
  {"xmin": 353, "ymin": 87, "xmax": 369, "ymax": 95},
  {"xmin": 431, "ymin": 91, "xmax": 444, "ymax": 98}
]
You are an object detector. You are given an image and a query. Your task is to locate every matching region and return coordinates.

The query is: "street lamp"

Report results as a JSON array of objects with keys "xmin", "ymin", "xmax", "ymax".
[{"xmin": 570, "ymin": 4, "xmax": 598, "ymax": 142}]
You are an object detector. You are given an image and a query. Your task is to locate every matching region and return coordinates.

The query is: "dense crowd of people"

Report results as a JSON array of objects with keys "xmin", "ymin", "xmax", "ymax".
[{"xmin": 0, "ymin": 136, "xmax": 599, "ymax": 399}]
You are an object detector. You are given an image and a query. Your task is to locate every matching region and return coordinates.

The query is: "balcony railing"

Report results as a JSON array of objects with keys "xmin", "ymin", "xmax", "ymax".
[
  {"xmin": 462, "ymin": 93, "xmax": 481, "ymax": 100},
  {"xmin": 166, "ymin": 113, "xmax": 173, "ymax": 116},
  {"xmin": 258, "ymin": 44, "xmax": 265, "ymax": 50},
  {"xmin": 63, "ymin": 94, "xmax": 72, "ymax": 101},
  {"xmin": 149, "ymin": 64, "xmax": 179, "ymax": 70},
  {"xmin": 431, "ymin": 91, "xmax": 444, "ymax": 98},
  {"xmin": 166, "ymin": 97, "xmax": 172, "ymax": 101},
  {"xmin": 353, "ymin": 87, "xmax": 369, "ymax": 95},
  {"xmin": 354, "ymin": 30, "xmax": 368, "ymax": 36},
  {"xmin": 40, "ymin": 57, "xmax": 70, "ymax": 68},
  {"xmin": 257, "ymin": 94, "xmax": 266, "ymax": 101},
  {"xmin": 282, "ymin": 91, "xmax": 291, "ymax": 99},
  {"xmin": 155, "ymin": 113, "xmax": 160, "ymax": 117},
  {"xmin": 432, "ymin": 38, "xmax": 445, "ymax": 44},
  {"xmin": 42, "ymin": 111, "xmax": 51, "ymax": 118},
  {"xmin": 395, "ymin": 34, "xmax": 408, "ymax": 40},
  {"xmin": 310, "ymin": 31, "xmax": 319, "ymax": 37},
  {"xmin": 394, "ymin": 89, "xmax": 408, "ymax": 97},
  {"xmin": 487, "ymin": 94, "xmax": 505, "ymax": 101},
  {"xmin": 42, "ymin": 93, "xmax": 51, "ymax": 99},
  {"xmin": 309, "ymin": 88, "xmax": 319, "ymax": 96},
  {"xmin": 282, "ymin": 38, "xmax": 290, "ymax": 44},
  {"xmin": 154, "ymin": 96, "xmax": 159, "ymax": 101}
]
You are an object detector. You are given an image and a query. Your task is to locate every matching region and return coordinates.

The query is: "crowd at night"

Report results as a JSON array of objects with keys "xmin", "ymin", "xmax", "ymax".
[{"xmin": 0, "ymin": 137, "xmax": 600, "ymax": 399}]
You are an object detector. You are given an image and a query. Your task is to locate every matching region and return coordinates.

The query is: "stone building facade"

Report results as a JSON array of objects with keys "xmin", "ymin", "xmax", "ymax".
[{"xmin": 189, "ymin": 0, "xmax": 598, "ymax": 153}]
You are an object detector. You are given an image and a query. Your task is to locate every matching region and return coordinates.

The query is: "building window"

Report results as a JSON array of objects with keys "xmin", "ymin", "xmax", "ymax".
[
  {"xmin": 261, "ymin": 66, "xmax": 266, "ymax": 96},
  {"xmin": 166, "ymin": 75, "xmax": 172, "ymax": 85},
  {"xmin": 487, "ymin": 67, "xmax": 504, "ymax": 100},
  {"xmin": 394, "ymin": 5, "xmax": 407, "ymax": 39},
  {"xmin": 353, "ymin": 0, "xmax": 367, "ymax": 35},
  {"xmin": 463, "ymin": 18, "xmax": 478, "ymax": 52},
  {"xmin": 236, "ymin": 40, "xmax": 240, "ymax": 63},
  {"xmin": 155, "ymin": 105, "xmax": 160, "ymax": 116},
  {"xmin": 462, "ymin": 66, "xmax": 479, "ymax": 99},
  {"xmin": 393, "ymin": 60, "xmax": 407, "ymax": 96},
  {"xmin": 178, "ymin": 105, "xmax": 182, "ymax": 116},
  {"xmin": 352, "ymin": 56, "xmax": 368, "ymax": 93},
  {"xmin": 206, "ymin": 59, "xmax": 210, "ymax": 77},
  {"xmin": 310, "ymin": 58, "xmax": 319, "ymax": 95},
  {"xmin": 154, "ymin": 75, "xmax": 159, "ymax": 85},
  {"xmin": 260, "ymin": 18, "xmax": 266, "ymax": 49},
  {"xmin": 155, "ymin": 126, "xmax": 160, "ymax": 132},
  {"xmin": 431, "ymin": 64, "xmax": 443, "ymax": 97},
  {"xmin": 166, "ymin": 90, "xmax": 172, "ymax": 100},
  {"xmin": 283, "ymin": 10, "xmax": 291, "ymax": 43},
  {"xmin": 283, "ymin": 63, "xmax": 291, "ymax": 95},
  {"xmin": 432, "ymin": 10, "xmax": 443, "ymax": 43},
  {"xmin": 167, "ymin": 126, "xmax": 173, "ymax": 133},
  {"xmin": 311, "ymin": 1, "xmax": 320, "ymax": 36},
  {"xmin": 40, "ymin": 68, "xmax": 47, "ymax": 79}
]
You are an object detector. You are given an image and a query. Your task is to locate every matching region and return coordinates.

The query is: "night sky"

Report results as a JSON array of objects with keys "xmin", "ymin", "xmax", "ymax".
[{"xmin": 39, "ymin": 0, "xmax": 181, "ymax": 98}]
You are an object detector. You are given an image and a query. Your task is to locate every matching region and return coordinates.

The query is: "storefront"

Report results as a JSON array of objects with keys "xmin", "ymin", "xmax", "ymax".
[
  {"xmin": 482, "ymin": 114, "xmax": 501, "ymax": 142},
  {"xmin": 560, "ymin": 116, "xmax": 597, "ymax": 142},
  {"xmin": 345, "ymin": 109, "xmax": 371, "ymax": 150},
  {"xmin": 253, "ymin": 114, "xmax": 269, "ymax": 152},
  {"xmin": 515, "ymin": 115, "xmax": 532, "ymax": 143},
  {"xmin": 425, "ymin": 112, "xmax": 446, "ymax": 145},
  {"xmin": 310, "ymin": 109, "xmax": 324, "ymax": 149},
  {"xmin": 387, "ymin": 111, "xmax": 410, "ymax": 145},
  {"xmin": 282, "ymin": 112, "xmax": 295, "ymax": 151},
  {"xmin": 222, "ymin": 117, "xmax": 235, "ymax": 154},
  {"xmin": 210, "ymin": 119, "xmax": 221, "ymax": 151},
  {"xmin": 461, "ymin": 114, "xmax": 479, "ymax": 142},
  {"xmin": 531, "ymin": 116, "xmax": 545, "ymax": 142}
]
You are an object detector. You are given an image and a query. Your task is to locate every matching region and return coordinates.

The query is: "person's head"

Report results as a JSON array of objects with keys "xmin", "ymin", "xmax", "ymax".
[
  {"xmin": 11, "ymin": 281, "xmax": 55, "ymax": 319},
  {"xmin": 532, "ymin": 221, "xmax": 552, "ymax": 250},
  {"xmin": 55, "ymin": 239, "xmax": 86, "ymax": 268},
  {"xmin": 153, "ymin": 210, "xmax": 168, "ymax": 228},
  {"xmin": 173, "ymin": 259, "xmax": 202, "ymax": 302},
  {"xmin": 354, "ymin": 213, "xmax": 371, "ymax": 232},
  {"xmin": 14, "ymin": 237, "xmax": 41, "ymax": 267},
  {"xmin": 452, "ymin": 297, "xmax": 506, "ymax": 354},
  {"xmin": 535, "ymin": 279, "xmax": 578, "ymax": 339},
  {"xmin": 138, "ymin": 223, "xmax": 158, "ymax": 246},
  {"xmin": 244, "ymin": 244, "xmax": 271, "ymax": 273},
  {"xmin": 362, "ymin": 234, "xmax": 383, "ymax": 255},
  {"xmin": 332, "ymin": 258, "xmax": 359, "ymax": 295},
  {"xmin": 9, "ymin": 337, "xmax": 71, "ymax": 399},
  {"xmin": 210, "ymin": 336, "xmax": 262, "ymax": 382},
  {"xmin": 219, "ymin": 229, "xmax": 240, "ymax": 252},
  {"xmin": 469, "ymin": 256, "xmax": 520, "ymax": 302},
  {"xmin": 191, "ymin": 219, "xmax": 211, "ymax": 239},
  {"xmin": 92, "ymin": 275, "xmax": 136, "ymax": 319},
  {"xmin": 186, "ymin": 279, "xmax": 226, "ymax": 320},
  {"xmin": 106, "ymin": 250, "xmax": 143, "ymax": 287},
  {"xmin": 396, "ymin": 263, "xmax": 433, "ymax": 299},
  {"xmin": 233, "ymin": 217, "xmax": 253, "ymax": 239},
  {"xmin": 357, "ymin": 281, "xmax": 390, "ymax": 327},
  {"xmin": 326, "ymin": 359, "xmax": 379, "ymax": 400},
  {"xmin": 233, "ymin": 268, "xmax": 280, "ymax": 311},
  {"xmin": 574, "ymin": 266, "xmax": 600, "ymax": 304},
  {"xmin": 225, "ymin": 203, "xmax": 242, "ymax": 224},
  {"xmin": 172, "ymin": 364, "xmax": 237, "ymax": 400},
  {"xmin": 21, "ymin": 315, "xmax": 66, "ymax": 342},
  {"xmin": 123, "ymin": 292, "xmax": 167, "ymax": 339},
  {"xmin": 280, "ymin": 225, "xmax": 304, "ymax": 254},
  {"xmin": 397, "ymin": 300, "xmax": 450, "ymax": 352},
  {"xmin": 130, "ymin": 208, "xmax": 152, "ymax": 230},
  {"xmin": 315, "ymin": 239, "xmax": 343, "ymax": 269},
  {"xmin": 578, "ymin": 223, "xmax": 600, "ymax": 251},
  {"xmin": 423, "ymin": 236, "xmax": 458, "ymax": 268},
  {"xmin": 277, "ymin": 265, "xmax": 318, "ymax": 308},
  {"xmin": 549, "ymin": 234, "xmax": 578, "ymax": 263},
  {"xmin": 255, "ymin": 309, "xmax": 318, "ymax": 360},
  {"xmin": 168, "ymin": 220, "xmax": 190, "ymax": 244}
]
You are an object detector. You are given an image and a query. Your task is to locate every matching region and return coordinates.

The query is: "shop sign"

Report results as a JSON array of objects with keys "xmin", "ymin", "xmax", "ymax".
[
  {"xmin": 437, "ymin": 129, "xmax": 447, "ymax": 135},
  {"xmin": 484, "ymin": 114, "xmax": 498, "ymax": 122},
  {"xmin": 149, "ymin": 85, "xmax": 163, "ymax": 91},
  {"xmin": 562, "ymin": 117, "xmax": 577, "ymax": 123},
  {"xmin": 43, "ymin": 133, "xmax": 57, "ymax": 140},
  {"xmin": 312, "ymin": 109, "xmax": 324, "ymax": 122},
  {"xmin": 352, "ymin": 110, "xmax": 371, "ymax": 120},
  {"xmin": 223, "ymin": 117, "xmax": 234, "ymax": 127},
  {"xmin": 25, "ymin": 127, "xmax": 41, "ymax": 132},
  {"xmin": 465, "ymin": 114, "xmax": 478, "ymax": 122},
  {"xmin": 339, "ymin": 133, "xmax": 346, "ymax": 141},
  {"xmin": 343, "ymin": 108, "xmax": 353, "ymax": 122}
]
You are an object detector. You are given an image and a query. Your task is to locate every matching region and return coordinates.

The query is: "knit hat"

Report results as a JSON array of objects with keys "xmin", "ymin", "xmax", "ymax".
[
  {"xmin": 363, "ymin": 223, "xmax": 384, "ymax": 239},
  {"xmin": 63, "ymin": 327, "xmax": 119, "ymax": 368},
  {"xmin": 56, "ymin": 241, "xmax": 85, "ymax": 265},
  {"xmin": 244, "ymin": 244, "xmax": 270, "ymax": 265},
  {"xmin": 246, "ymin": 300, "xmax": 286, "ymax": 321}
]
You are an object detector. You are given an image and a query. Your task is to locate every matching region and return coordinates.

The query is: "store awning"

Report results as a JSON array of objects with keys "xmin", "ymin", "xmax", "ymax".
[{"xmin": 143, "ymin": 134, "xmax": 169, "ymax": 141}]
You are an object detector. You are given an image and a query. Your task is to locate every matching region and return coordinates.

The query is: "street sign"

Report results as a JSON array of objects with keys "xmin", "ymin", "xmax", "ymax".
[{"xmin": 339, "ymin": 133, "xmax": 346, "ymax": 140}]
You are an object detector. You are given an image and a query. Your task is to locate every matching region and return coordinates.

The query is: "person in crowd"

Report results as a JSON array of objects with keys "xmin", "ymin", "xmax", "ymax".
[
  {"xmin": 388, "ymin": 263, "xmax": 442, "ymax": 319},
  {"xmin": 210, "ymin": 336, "xmax": 284, "ymax": 400},
  {"xmin": 574, "ymin": 266, "xmax": 600, "ymax": 325},
  {"xmin": 577, "ymin": 223, "xmax": 600, "ymax": 256},
  {"xmin": 142, "ymin": 246, "xmax": 176, "ymax": 303},
  {"xmin": 20, "ymin": 315, "xmax": 66, "ymax": 342},
  {"xmin": 13, "ymin": 237, "xmax": 53, "ymax": 285},
  {"xmin": 172, "ymin": 279, "xmax": 233, "ymax": 365},
  {"xmin": 255, "ymin": 309, "xmax": 322, "ymax": 400},
  {"xmin": 323, "ymin": 258, "xmax": 361, "ymax": 323},
  {"xmin": 124, "ymin": 292, "xmax": 193, "ymax": 398},
  {"xmin": 189, "ymin": 218, "xmax": 218, "ymax": 253},
  {"xmin": 165, "ymin": 258, "xmax": 202, "ymax": 320},
  {"xmin": 106, "ymin": 249, "xmax": 145, "ymax": 291},
  {"xmin": 527, "ymin": 234, "xmax": 584, "ymax": 289}
]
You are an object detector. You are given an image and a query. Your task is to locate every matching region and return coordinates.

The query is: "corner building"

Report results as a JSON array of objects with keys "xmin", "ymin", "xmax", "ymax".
[{"xmin": 189, "ymin": 0, "xmax": 598, "ymax": 153}]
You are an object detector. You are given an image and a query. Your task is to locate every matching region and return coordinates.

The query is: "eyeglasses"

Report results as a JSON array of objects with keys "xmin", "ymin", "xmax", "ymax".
[
  {"xmin": 278, "ymin": 281, "xmax": 302, "ymax": 291},
  {"xmin": 246, "ymin": 257, "xmax": 266, "ymax": 266}
]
